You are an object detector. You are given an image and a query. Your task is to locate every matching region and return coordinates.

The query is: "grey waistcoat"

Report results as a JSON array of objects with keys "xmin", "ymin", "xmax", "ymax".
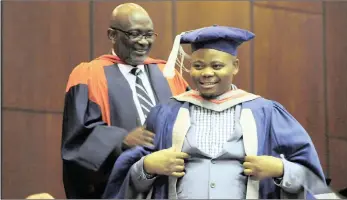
[{"xmin": 168, "ymin": 105, "xmax": 247, "ymax": 199}]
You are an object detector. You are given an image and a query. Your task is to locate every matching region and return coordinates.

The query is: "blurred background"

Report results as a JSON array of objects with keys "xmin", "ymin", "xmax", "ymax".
[{"xmin": 2, "ymin": 0, "xmax": 347, "ymax": 198}]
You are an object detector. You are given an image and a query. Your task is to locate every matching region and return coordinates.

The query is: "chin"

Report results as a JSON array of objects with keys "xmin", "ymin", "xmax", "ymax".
[
  {"xmin": 199, "ymin": 89, "xmax": 227, "ymax": 99},
  {"xmin": 200, "ymin": 92, "xmax": 217, "ymax": 99},
  {"xmin": 126, "ymin": 57, "xmax": 147, "ymax": 66}
]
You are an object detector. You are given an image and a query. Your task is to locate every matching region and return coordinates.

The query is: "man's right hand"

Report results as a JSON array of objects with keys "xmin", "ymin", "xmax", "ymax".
[
  {"xmin": 123, "ymin": 126, "xmax": 155, "ymax": 149},
  {"xmin": 143, "ymin": 147, "xmax": 189, "ymax": 177}
]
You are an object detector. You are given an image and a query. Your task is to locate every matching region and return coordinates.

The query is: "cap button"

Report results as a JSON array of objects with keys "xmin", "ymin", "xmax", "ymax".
[{"xmin": 212, "ymin": 24, "xmax": 218, "ymax": 27}]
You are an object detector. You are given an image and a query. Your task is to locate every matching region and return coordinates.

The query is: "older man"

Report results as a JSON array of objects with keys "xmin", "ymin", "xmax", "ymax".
[{"xmin": 61, "ymin": 3, "xmax": 188, "ymax": 199}]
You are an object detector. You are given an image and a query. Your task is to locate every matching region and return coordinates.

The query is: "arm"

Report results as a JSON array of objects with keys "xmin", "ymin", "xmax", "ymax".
[
  {"xmin": 62, "ymin": 83, "xmax": 128, "ymax": 172},
  {"xmin": 102, "ymin": 105, "xmax": 164, "ymax": 199},
  {"xmin": 274, "ymin": 155, "xmax": 307, "ymax": 194},
  {"xmin": 276, "ymin": 157, "xmax": 340, "ymax": 198},
  {"xmin": 129, "ymin": 157, "xmax": 157, "ymax": 192},
  {"xmin": 270, "ymin": 101, "xmax": 325, "ymax": 181},
  {"xmin": 270, "ymin": 101, "xmax": 328, "ymax": 196}
]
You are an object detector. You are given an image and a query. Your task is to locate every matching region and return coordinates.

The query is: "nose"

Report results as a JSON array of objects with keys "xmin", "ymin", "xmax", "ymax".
[
  {"xmin": 201, "ymin": 68, "xmax": 214, "ymax": 77},
  {"xmin": 137, "ymin": 36, "xmax": 149, "ymax": 46}
]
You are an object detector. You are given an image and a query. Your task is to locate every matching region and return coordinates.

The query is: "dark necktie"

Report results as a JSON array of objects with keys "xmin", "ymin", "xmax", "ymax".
[{"xmin": 130, "ymin": 67, "xmax": 155, "ymax": 118}]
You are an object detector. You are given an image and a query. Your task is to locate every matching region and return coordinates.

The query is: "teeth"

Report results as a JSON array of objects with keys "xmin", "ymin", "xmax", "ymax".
[{"xmin": 202, "ymin": 83, "xmax": 215, "ymax": 85}]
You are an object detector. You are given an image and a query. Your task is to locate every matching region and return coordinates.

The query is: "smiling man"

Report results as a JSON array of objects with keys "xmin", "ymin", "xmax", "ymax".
[
  {"xmin": 102, "ymin": 25, "xmax": 337, "ymax": 199},
  {"xmin": 61, "ymin": 3, "xmax": 188, "ymax": 199}
]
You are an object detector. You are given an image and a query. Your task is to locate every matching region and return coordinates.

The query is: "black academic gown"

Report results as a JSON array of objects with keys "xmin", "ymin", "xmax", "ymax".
[{"xmin": 61, "ymin": 55, "xmax": 187, "ymax": 198}]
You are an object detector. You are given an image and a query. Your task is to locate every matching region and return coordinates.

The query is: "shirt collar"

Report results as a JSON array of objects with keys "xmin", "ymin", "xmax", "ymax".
[{"xmin": 118, "ymin": 64, "xmax": 145, "ymax": 74}]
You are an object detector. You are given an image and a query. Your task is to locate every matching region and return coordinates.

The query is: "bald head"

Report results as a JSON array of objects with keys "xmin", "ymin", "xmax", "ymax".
[
  {"xmin": 110, "ymin": 3, "xmax": 152, "ymax": 29},
  {"xmin": 107, "ymin": 3, "xmax": 156, "ymax": 65}
]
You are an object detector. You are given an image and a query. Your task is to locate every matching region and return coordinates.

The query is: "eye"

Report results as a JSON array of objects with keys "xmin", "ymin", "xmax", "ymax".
[
  {"xmin": 144, "ymin": 32, "xmax": 154, "ymax": 37},
  {"xmin": 192, "ymin": 63, "xmax": 204, "ymax": 69},
  {"xmin": 212, "ymin": 63, "xmax": 224, "ymax": 69},
  {"xmin": 128, "ymin": 31, "xmax": 141, "ymax": 37}
]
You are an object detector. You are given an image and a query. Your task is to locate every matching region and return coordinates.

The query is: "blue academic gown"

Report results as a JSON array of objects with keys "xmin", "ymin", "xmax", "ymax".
[{"xmin": 102, "ymin": 97, "xmax": 326, "ymax": 199}]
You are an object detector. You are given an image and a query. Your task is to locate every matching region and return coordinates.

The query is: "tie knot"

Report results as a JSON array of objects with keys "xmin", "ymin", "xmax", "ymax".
[{"xmin": 130, "ymin": 67, "xmax": 141, "ymax": 76}]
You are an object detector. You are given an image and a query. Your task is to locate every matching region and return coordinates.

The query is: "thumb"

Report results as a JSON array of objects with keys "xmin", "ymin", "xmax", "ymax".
[{"xmin": 168, "ymin": 146, "xmax": 176, "ymax": 151}]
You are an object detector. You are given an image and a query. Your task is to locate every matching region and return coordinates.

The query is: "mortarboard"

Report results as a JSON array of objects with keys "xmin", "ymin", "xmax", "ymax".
[{"xmin": 163, "ymin": 25, "xmax": 255, "ymax": 78}]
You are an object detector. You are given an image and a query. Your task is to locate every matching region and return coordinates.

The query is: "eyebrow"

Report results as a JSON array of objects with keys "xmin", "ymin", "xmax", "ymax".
[
  {"xmin": 192, "ymin": 60, "xmax": 204, "ymax": 63},
  {"xmin": 210, "ymin": 60, "xmax": 225, "ymax": 63},
  {"xmin": 192, "ymin": 60, "xmax": 225, "ymax": 64},
  {"xmin": 127, "ymin": 29, "xmax": 154, "ymax": 32}
]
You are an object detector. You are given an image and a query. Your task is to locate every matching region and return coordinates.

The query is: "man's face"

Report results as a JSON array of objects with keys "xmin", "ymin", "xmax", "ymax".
[
  {"xmin": 110, "ymin": 13, "xmax": 155, "ymax": 66},
  {"xmin": 190, "ymin": 48, "xmax": 239, "ymax": 99}
]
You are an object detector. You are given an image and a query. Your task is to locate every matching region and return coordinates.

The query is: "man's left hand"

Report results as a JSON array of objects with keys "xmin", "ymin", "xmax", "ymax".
[{"xmin": 243, "ymin": 155, "xmax": 284, "ymax": 180}]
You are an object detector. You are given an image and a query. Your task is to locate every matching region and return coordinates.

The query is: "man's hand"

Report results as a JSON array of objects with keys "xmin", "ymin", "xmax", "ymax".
[
  {"xmin": 123, "ymin": 126, "xmax": 155, "ymax": 149},
  {"xmin": 243, "ymin": 155, "xmax": 284, "ymax": 180},
  {"xmin": 143, "ymin": 147, "xmax": 189, "ymax": 178}
]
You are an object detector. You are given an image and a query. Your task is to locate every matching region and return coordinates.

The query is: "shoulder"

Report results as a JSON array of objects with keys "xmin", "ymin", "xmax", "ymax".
[
  {"xmin": 146, "ymin": 99, "xmax": 183, "ymax": 131},
  {"xmin": 66, "ymin": 58, "xmax": 114, "ymax": 91},
  {"xmin": 242, "ymin": 96, "xmax": 286, "ymax": 113},
  {"xmin": 147, "ymin": 99, "xmax": 183, "ymax": 122},
  {"xmin": 152, "ymin": 98, "xmax": 183, "ymax": 114}
]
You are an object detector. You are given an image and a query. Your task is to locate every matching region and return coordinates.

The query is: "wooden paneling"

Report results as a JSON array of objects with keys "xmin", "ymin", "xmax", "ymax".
[
  {"xmin": 93, "ymin": 1, "xmax": 173, "ymax": 61},
  {"xmin": 2, "ymin": 1, "xmax": 90, "ymax": 112},
  {"xmin": 254, "ymin": 1, "xmax": 322, "ymax": 14},
  {"xmin": 176, "ymin": 1, "xmax": 252, "ymax": 91},
  {"xmin": 2, "ymin": 1, "xmax": 347, "ymax": 198},
  {"xmin": 325, "ymin": 2, "xmax": 347, "ymax": 140},
  {"xmin": 2, "ymin": 111, "xmax": 64, "ymax": 199},
  {"xmin": 253, "ymin": 6, "xmax": 327, "ymax": 171},
  {"xmin": 328, "ymin": 139, "xmax": 347, "ymax": 190}
]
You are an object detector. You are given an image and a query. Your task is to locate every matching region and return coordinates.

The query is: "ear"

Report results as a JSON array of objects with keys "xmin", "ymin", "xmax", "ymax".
[
  {"xmin": 107, "ymin": 28, "xmax": 117, "ymax": 43},
  {"xmin": 232, "ymin": 58, "xmax": 239, "ymax": 75}
]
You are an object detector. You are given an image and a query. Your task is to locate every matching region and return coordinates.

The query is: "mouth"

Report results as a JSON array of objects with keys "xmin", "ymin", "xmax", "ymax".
[
  {"xmin": 133, "ymin": 49, "xmax": 148, "ymax": 56},
  {"xmin": 199, "ymin": 81, "xmax": 218, "ymax": 89}
]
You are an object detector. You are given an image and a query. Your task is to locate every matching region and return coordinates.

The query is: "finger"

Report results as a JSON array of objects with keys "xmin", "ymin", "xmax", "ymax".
[
  {"xmin": 144, "ymin": 136, "xmax": 154, "ymax": 144},
  {"xmin": 171, "ymin": 172, "xmax": 185, "ymax": 178},
  {"xmin": 143, "ymin": 130, "xmax": 155, "ymax": 138},
  {"xmin": 175, "ymin": 152, "xmax": 190, "ymax": 159},
  {"xmin": 245, "ymin": 155, "xmax": 257, "ymax": 162},
  {"xmin": 175, "ymin": 158, "xmax": 185, "ymax": 165},
  {"xmin": 168, "ymin": 147, "xmax": 176, "ymax": 151},
  {"xmin": 143, "ymin": 142, "xmax": 155, "ymax": 148},
  {"xmin": 243, "ymin": 162, "xmax": 253, "ymax": 169},
  {"xmin": 244, "ymin": 169, "xmax": 254, "ymax": 176},
  {"xmin": 174, "ymin": 165, "xmax": 185, "ymax": 172}
]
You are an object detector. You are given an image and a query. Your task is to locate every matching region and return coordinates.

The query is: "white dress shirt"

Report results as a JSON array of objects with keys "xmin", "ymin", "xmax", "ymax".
[
  {"xmin": 112, "ymin": 50, "xmax": 156, "ymax": 124},
  {"xmin": 118, "ymin": 63, "xmax": 157, "ymax": 125}
]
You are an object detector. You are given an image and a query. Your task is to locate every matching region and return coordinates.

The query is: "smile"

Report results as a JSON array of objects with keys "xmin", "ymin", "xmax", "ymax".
[
  {"xmin": 134, "ymin": 50, "xmax": 147, "ymax": 55},
  {"xmin": 199, "ymin": 82, "xmax": 218, "ymax": 88}
]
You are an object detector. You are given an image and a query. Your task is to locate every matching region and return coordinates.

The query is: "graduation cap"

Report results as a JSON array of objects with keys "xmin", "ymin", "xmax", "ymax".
[{"xmin": 163, "ymin": 25, "xmax": 255, "ymax": 78}]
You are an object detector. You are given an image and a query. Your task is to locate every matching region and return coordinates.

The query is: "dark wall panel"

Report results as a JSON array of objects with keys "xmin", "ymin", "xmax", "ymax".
[
  {"xmin": 325, "ymin": 2, "xmax": 347, "ymax": 140},
  {"xmin": 254, "ymin": 1, "xmax": 322, "ymax": 14},
  {"xmin": 253, "ymin": 6, "xmax": 327, "ymax": 171},
  {"xmin": 2, "ymin": 1, "xmax": 90, "ymax": 112},
  {"xmin": 2, "ymin": 111, "xmax": 65, "ymax": 198}
]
